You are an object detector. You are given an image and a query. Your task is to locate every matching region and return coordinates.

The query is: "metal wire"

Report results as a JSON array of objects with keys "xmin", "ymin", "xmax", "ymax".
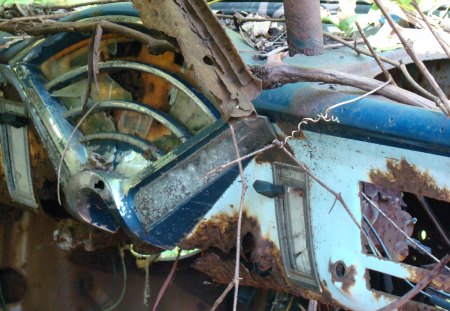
[
  {"xmin": 274, "ymin": 80, "xmax": 391, "ymax": 147},
  {"xmin": 362, "ymin": 192, "xmax": 450, "ymax": 273},
  {"xmin": 103, "ymin": 247, "xmax": 127, "ymax": 311},
  {"xmin": 362, "ymin": 214, "xmax": 432, "ymax": 299}
]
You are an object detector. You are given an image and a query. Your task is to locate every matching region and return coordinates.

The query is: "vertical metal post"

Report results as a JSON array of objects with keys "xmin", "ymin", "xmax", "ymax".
[{"xmin": 283, "ymin": 0, "xmax": 324, "ymax": 56}]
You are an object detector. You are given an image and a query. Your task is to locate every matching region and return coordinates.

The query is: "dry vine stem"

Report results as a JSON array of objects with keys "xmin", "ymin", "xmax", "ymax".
[
  {"xmin": 211, "ymin": 82, "xmax": 392, "ymax": 310},
  {"xmin": 152, "ymin": 249, "xmax": 181, "ymax": 311},
  {"xmin": 0, "ymin": 20, "xmax": 174, "ymax": 54},
  {"xmin": 322, "ymin": 31, "xmax": 438, "ymax": 102},
  {"xmin": 377, "ymin": 254, "xmax": 450, "ymax": 311},
  {"xmin": 355, "ymin": 22, "xmax": 396, "ymax": 85},
  {"xmin": 252, "ymin": 64, "xmax": 436, "ymax": 110},
  {"xmin": 57, "ymin": 25, "xmax": 103, "ymax": 205},
  {"xmin": 230, "ymin": 123, "xmax": 248, "ymax": 311},
  {"xmin": 412, "ymin": 0, "xmax": 450, "ymax": 58},
  {"xmin": 279, "ymin": 145, "xmax": 381, "ymax": 257},
  {"xmin": 372, "ymin": 0, "xmax": 450, "ymax": 115}
]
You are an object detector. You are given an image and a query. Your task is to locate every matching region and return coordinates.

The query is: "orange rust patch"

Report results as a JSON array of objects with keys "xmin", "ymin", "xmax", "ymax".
[
  {"xmin": 29, "ymin": 127, "xmax": 57, "ymax": 202},
  {"xmin": 179, "ymin": 212, "xmax": 261, "ymax": 255},
  {"xmin": 369, "ymin": 159, "xmax": 450, "ymax": 202},
  {"xmin": 255, "ymin": 144, "xmax": 297, "ymax": 165},
  {"xmin": 406, "ymin": 265, "xmax": 450, "ymax": 292},
  {"xmin": 194, "ymin": 252, "xmax": 339, "ymax": 306},
  {"xmin": 329, "ymin": 261, "xmax": 357, "ymax": 294},
  {"xmin": 183, "ymin": 212, "xmax": 342, "ymax": 307}
]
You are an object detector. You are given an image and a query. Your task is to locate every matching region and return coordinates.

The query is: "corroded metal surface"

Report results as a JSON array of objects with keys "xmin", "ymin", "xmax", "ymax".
[
  {"xmin": 194, "ymin": 253, "xmax": 342, "ymax": 307},
  {"xmin": 363, "ymin": 183, "xmax": 414, "ymax": 262},
  {"xmin": 180, "ymin": 212, "xmax": 282, "ymax": 276},
  {"xmin": 132, "ymin": 0, "xmax": 261, "ymax": 119},
  {"xmin": 328, "ymin": 261, "xmax": 357, "ymax": 293},
  {"xmin": 370, "ymin": 159, "xmax": 450, "ymax": 202},
  {"xmin": 283, "ymin": 0, "xmax": 324, "ymax": 56},
  {"xmin": 406, "ymin": 265, "xmax": 450, "ymax": 292},
  {"xmin": 181, "ymin": 211, "xmax": 342, "ymax": 306}
]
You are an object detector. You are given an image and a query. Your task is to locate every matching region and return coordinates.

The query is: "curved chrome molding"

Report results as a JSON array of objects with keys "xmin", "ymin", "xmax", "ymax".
[
  {"xmin": 64, "ymin": 100, "xmax": 191, "ymax": 142},
  {"xmin": 80, "ymin": 132, "xmax": 163, "ymax": 157},
  {"xmin": 45, "ymin": 60, "xmax": 217, "ymax": 122}
]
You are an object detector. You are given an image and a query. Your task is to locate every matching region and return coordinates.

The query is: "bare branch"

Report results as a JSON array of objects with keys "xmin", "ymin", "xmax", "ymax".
[
  {"xmin": 378, "ymin": 254, "xmax": 450, "ymax": 311},
  {"xmin": 362, "ymin": 192, "xmax": 450, "ymax": 272},
  {"xmin": 355, "ymin": 22, "xmax": 396, "ymax": 85},
  {"xmin": 229, "ymin": 123, "xmax": 248, "ymax": 311},
  {"xmin": 0, "ymin": 20, "xmax": 175, "ymax": 53},
  {"xmin": 252, "ymin": 64, "xmax": 437, "ymax": 110},
  {"xmin": 211, "ymin": 282, "xmax": 234, "ymax": 311},
  {"xmin": 206, "ymin": 143, "xmax": 275, "ymax": 177},
  {"xmin": 36, "ymin": 0, "xmax": 128, "ymax": 10},
  {"xmin": 372, "ymin": 0, "xmax": 450, "ymax": 115},
  {"xmin": 280, "ymin": 145, "xmax": 382, "ymax": 257},
  {"xmin": 323, "ymin": 31, "xmax": 438, "ymax": 102},
  {"xmin": 412, "ymin": 0, "xmax": 450, "ymax": 59},
  {"xmin": 152, "ymin": 249, "xmax": 181, "ymax": 311}
]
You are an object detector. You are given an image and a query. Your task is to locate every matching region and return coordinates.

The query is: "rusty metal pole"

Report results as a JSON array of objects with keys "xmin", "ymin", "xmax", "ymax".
[{"xmin": 283, "ymin": 0, "xmax": 324, "ymax": 56}]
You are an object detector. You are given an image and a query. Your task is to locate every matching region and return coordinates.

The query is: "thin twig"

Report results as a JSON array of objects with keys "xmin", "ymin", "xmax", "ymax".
[
  {"xmin": 229, "ymin": 123, "xmax": 248, "ymax": 311},
  {"xmin": 57, "ymin": 24, "xmax": 103, "ymax": 204},
  {"xmin": 211, "ymin": 282, "xmax": 234, "ymax": 311},
  {"xmin": 412, "ymin": 0, "xmax": 450, "ymax": 59},
  {"xmin": 36, "ymin": 0, "xmax": 128, "ymax": 10},
  {"xmin": 323, "ymin": 31, "xmax": 438, "ymax": 102},
  {"xmin": 0, "ymin": 20, "xmax": 174, "ymax": 53},
  {"xmin": 280, "ymin": 146, "xmax": 382, "ymax": 257},
  {"xmin": 253, "ymin": 64, "xmax": 436, "ymax": 110},
  {"xmin": 0, "ymin": 12, "xmax": 73, "ymax": 24},
  {"xmin": 355, "ymin": 22, "xmax": 396, "ymax": 85},
  {"xmin": 209, "ymin": 80, "xmax": 390, "ymax": 176},
  {"xmin": 377, "ymin": 254, "xmax": 450, "ymax": 311},
  {"xmin": 206, "ymin": 143, "xmax": 275, "ymax": 177},
  {"xmin": 57, "ymin": 101, "xmax": 101, "ymax": 205},
  {"xmin": 372, "ymin": 0, "xmax": 450, "ymax": 115},
  {"xmin": 152, "ymin": 249, "xmax": 181, "ymax": 311},
  {"xmin": 362, "ymin": 193, "xmax": 450, "ymax": 272}
]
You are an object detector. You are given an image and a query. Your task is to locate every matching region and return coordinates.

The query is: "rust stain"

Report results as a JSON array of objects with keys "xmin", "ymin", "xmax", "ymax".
[
  {"xmin": 369, "ymin": 159, "xmax": 450, "ymax": 202},
  {"xmin": 255, "ymin": 144, "xmax": 297, "ymax": 165},
  {"xmin": 29, "ymin": 127, "xmax": 57, "ymax": 202},
  {"xmin": 328, "ymin": 261, "xmax": 357, "ymax": 293},
  {"xmin": 181, "ymin": 212, "xmax": 342, "ymax": 307},
  {"xmin": 373, "ymin": 291, "xmax": 440, "ymax": 310},
  {"xmin": 362, "ymin": 183, "xmax": 413, "ymax": 262},
  {"xmin": 407, "ymin": 265, "xmax": 450, "ymax": 292},
  {"xmin": 180, "ymin": 212, "xmax": 262, "ymax": 256},
  {"xmin": 194, "ymin": 252, "xmax": 339, "ymax": 307}
]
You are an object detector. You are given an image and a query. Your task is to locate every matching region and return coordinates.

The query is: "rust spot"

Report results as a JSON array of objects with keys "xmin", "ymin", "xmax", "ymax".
[
  {"xmin": 369, "ymin": 159, "xmax": 450, "ymax": 202},
  {"xmin": 255, "ymin": 144, "xmax": 297, "ymax": 165},
  {"xmin": 406, "ymin": 265, "xmax": 450, "ymax": 292},
  {"xmin": 29, "ymin": 127, "xmax": 57, "ymax": 202},
  {"xmin": 362, "ymin": 183, "xmax": 413, "ymax": 262},
  {"xmin": 194, "ymin": 252, "xmax": 340, "ymax": 306},
  {"xmin": 182, "ymin": 212, "xmax": 341, "ymax": 307},
  {"xmin": 372, "ymin": 290, "xmax": 382, "ymax": 300},
  {"xmin": 372, "ymin": 291, "xmax": 439, "ymax": 310},
  {"xmin": 329, "ymin": 260, "xmax": 356, "ymax": 293}
]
